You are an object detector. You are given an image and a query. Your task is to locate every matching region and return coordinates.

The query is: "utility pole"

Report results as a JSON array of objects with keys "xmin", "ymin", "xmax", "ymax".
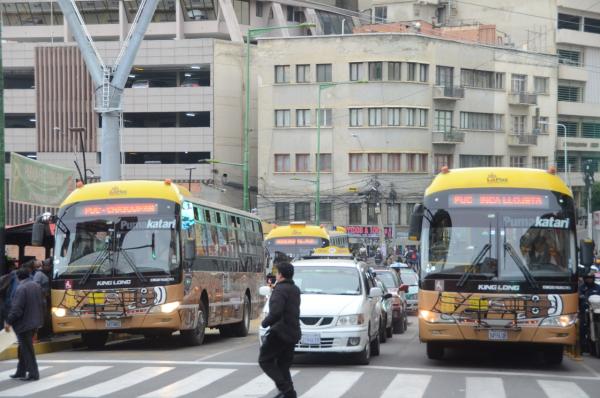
[
  {"xmin": 0, "ymin": 23, "xmax": 5, "ymax": 274},
  {"xmin": 584, "ymin": 159, "xmax": 595, "ymax": 238},
  {"xmin": 389, "ymin": 185, "xmax": 397, "ymax": 255},
  {"xmin": 69, "ymin": 127, "xmax": 88, "ymax": 184},
  {"xmin": 185, "ymin": 167, "xmax": 196, "ymax": 191}
]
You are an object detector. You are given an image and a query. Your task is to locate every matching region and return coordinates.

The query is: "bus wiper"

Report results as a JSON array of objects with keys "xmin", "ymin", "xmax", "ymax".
[
  {"xmin": 80, "ymin": 246, "xmax": 111, "ymax": 286},
  {"xmin": 504, "ymin": 242, "xmax": 539, "ymax": 289},
  {"xmin": 457, "ymin": 243, "xmax": 491, "ymax": 288}
]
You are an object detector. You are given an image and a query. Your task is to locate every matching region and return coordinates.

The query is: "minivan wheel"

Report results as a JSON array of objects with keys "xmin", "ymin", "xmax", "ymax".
[
  {"xmin": 379, "ymin": 318, "xmax": 387, "ymax": 343},
  {"xmin": 370, "ymin": 332, "xmax": 381, "ymax": 356},
  {"xmin": 356, "ymin": 340, "xmax": 371, "ymax": 365}
]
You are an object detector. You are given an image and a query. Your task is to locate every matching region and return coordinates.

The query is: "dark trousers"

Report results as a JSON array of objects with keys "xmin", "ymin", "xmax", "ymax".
[
  {"xmin": 258, "ymin": 334, "xmax": 295, "ymax": 395},
  {"xmin": 16, "ymin": 330, "xmax": 38, "ymax": 378}
]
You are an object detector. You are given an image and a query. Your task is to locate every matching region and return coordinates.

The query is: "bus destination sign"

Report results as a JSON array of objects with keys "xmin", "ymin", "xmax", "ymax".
[
  {"xmin": 449, "ymin": 194, "xmax": 549, "ymax": 208},
  {"xmin": 76, "ymin": 203, "xmax": 159, "ymax": 217}
]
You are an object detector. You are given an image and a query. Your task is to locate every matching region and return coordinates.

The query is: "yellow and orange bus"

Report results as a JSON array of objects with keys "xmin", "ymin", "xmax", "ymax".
[
  {"xmin": 264, "ymin": 222, "xmax": 348, "ymax": 261},
  {"xmin": 33, "ymin": 180, "xmax": 265, "ymax": 348},
  {"xmin": 409, "ymin": 167, "xmax": 593, "ymax": 365}
]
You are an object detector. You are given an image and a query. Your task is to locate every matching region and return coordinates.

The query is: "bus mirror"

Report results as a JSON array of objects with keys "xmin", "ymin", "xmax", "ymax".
[
  {"xmin": 184, "ymin": 240, "xmax": 196, "ymax": 262},
  {"xmin": 580, "ymin": 239, "xmax": 594, "ymax": 268},
  {"xmin": 408, "ymin": 204, "xmax": 424, "ymax": 241},
  {"xmin": 31, "ymin": 222, "xmax": 46, "ymax": 247}
]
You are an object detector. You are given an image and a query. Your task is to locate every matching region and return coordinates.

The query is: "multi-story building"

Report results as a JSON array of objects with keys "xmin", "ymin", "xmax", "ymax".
[
  {"xmin": 1, "ymin": 0, "xmax": 361, "ymax": 225},
  {"xmin": 255, "ymin": 31, "xmax": 557, "ymax": 248}
]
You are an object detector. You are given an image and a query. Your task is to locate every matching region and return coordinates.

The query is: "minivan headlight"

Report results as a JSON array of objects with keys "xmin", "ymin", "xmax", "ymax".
[
  {"xmin": 336, "ymin": 314, "xmax": 365, "ymax": 326},
  {"xmin": 540, "ymin": 314, "xmax": 577, "ymax": 328}
]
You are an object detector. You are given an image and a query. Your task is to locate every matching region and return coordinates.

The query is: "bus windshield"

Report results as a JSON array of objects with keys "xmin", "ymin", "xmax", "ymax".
[{"xmin": 53, "ymin": 199, "xmax": 180, "ymax": 279}]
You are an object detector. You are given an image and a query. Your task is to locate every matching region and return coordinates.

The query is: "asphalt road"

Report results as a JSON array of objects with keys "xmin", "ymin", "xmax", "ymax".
[{"xmin": 0, "ymin": 317, "xmax": 599, "ymax": 397}]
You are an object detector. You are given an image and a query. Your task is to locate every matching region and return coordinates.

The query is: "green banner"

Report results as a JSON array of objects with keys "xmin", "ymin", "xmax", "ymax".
[{"xmin": 10, "ymin": 153, "xmax": 75, "ymax": 207}]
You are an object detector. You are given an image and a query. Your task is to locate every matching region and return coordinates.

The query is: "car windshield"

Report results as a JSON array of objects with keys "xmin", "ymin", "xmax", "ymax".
[
  {"xmin": 375, "ymin": 271, "xmax": 398, "ymax": 288},
  {"xmin": 294, "ymin": 266, "xmax": 362, "ymax": 295},
  {"xmin": 400, "ymin": 272, "xmax": 418, "ymax": 285}
]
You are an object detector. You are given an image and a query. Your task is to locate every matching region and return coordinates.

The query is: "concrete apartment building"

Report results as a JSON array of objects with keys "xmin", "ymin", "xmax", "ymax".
[
  {"xmin": 1, "ymin": 0, "xmax": 360, "ymax": 225},
  {"xmin": 255, "ymin": 32, "xmax": 557, "ymax": 246}
]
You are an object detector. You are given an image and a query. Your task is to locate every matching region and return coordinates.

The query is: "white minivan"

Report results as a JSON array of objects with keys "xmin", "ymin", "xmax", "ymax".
[{"xmin": 259, "ymin": 259, "xmax": 383, "ymax": 364}]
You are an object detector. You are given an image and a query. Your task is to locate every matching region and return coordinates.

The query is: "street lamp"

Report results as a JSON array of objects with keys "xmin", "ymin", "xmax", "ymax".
[
  {"xmin": 244, "ymin": 23, "xmax": 315, "ymax": 212},
  {"xmin": 540, "ymin": 121, "xmax": 569, "ymax": 188}
]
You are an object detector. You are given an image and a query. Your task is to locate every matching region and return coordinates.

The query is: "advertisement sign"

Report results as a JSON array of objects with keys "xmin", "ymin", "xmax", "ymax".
[{"xmin": 345, "ymin": 225, "xmax": 393, "ymax": 238}]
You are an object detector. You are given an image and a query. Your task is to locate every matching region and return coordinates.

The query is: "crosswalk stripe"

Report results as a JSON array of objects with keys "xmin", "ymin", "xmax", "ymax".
[
  {"xmin": 466, "ymin": 377, "xmax": 505, "ymax": 398},
  {"xmin": 0, "ymin": 367, "xmax": 51, "ymax": 382},
  {"xmin": 537, "ymin": 380, "xmax": 589, "ymax": 398},
  {"xmin": 300, "ymin": 371, "xmax": 363, "ymax": 398},
  {"xmin": 380, "ymin": 374, "xmax": 431, "ymax": 398},
  {"xmin": 63, "ymin": 367, "xmax": 173, "ymax": 397},
  {"xmin": 0, "ymin": 366, "xmax": 110, "ymax": 397},
  {"xmin": 139, "ymin": 368, "xmax": 236, "ymax": 398},
  {"xmin": 217, "ymin": 370, "xmax": 300, "ymax": 398}
]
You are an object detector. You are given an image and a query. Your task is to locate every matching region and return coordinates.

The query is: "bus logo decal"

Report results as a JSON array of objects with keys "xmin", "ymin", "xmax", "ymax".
[
  {"xmin": 153, "ymin": 286, "xmax": 167, "ymax": 305},
  {"xmin": 486, "ymin": 173, "xmax": 508, "ymax": 184},
  {"xmin": 435, "ymin": 280, "xmax": 444, "ymax": 291},
  {"xmin": 109, "ymin": 186, "xmax": 127, "ymax": 195},
  {"xmin": 147, "ymin": 219, "xmax": 176, "ymax": 229},
  {"xmin": 534, "ymin": 216, "xmax": 569, "ymax": 229}
]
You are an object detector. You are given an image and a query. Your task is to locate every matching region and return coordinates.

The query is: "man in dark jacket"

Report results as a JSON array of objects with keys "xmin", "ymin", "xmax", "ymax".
[
  {"xmin": 6, "ymin": 268, "xmax": 44, "ymax": 381},
  {"xmin": 259, "ymin": 262, "xmax": 301, "ymax": 398}
]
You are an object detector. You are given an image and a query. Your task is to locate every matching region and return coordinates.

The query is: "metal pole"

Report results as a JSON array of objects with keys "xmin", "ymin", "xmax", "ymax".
[
  {"xmin": 71, "ymin": 128, "xmax": 88, "ymax": 184},
  {"xmin": 0, "ymin": 23, "xmax": 5, "ymax": 274},
  {"xmin": 316, "ymin": 85, "xmax": 322, "ymax": 225},
  {"xmin": 558, "ymin": 123, "xmax": 569, "ymax": 189},
  {"xmin": 243, "ymin": 31, "xmax": 251, "ymax": 212},
  {"xmin": 185, "ymin": 167, "xmax": 195, "ymax": 191},
  {"xmin": 589, "ymin": 183, "xmax": 593, "ymax": 239}
]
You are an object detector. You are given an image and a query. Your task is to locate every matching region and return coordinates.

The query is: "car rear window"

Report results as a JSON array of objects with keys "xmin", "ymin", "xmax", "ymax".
[
  {"xmin": 375, "ymin": 271, "xmax": 398, "ymax": 287},
  {"xmin": 294, "ymin": 266, "xmax": 361, "ymax": 295}
]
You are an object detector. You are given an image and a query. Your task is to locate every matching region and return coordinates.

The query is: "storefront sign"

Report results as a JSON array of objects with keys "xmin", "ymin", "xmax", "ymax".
[{"xmin": 345, "ymin": 225, "xmax": 393, "ymax": 238}]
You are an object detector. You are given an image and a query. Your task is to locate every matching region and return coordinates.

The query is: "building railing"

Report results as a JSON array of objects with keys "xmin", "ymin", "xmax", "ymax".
[
  {"xmin": 433, "ymin": 85, "xmax": 465, "ymax": 99},
  {"xmin": 508, "ymin": 92, "xmax": 537, "ymax": 105},
  {"xmin": 432, "ymin": 130, "xmax": 466, "ymax": 143},
  {"xmin": 508, "ymin": 133, "xmax": 538, "ymax": 146}
]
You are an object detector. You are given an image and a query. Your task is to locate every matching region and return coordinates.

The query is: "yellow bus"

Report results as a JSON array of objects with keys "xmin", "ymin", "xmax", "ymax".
[
  {"xmin": 33, "ymin": 180, "xmax": 265, "ymax": 348},
  {"xmin": 408, "ymin": 167, "xmax": 594, "ymax": 365},
  {"xmin": 264, "ymin": 222, "xmax": 348, "ymax": 261}
]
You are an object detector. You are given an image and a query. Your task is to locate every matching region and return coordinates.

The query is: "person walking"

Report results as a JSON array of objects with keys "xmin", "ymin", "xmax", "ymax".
[
  {"xmin": 259, "ymin": 262, "xmax": 301, "ymax": 398},
  {"xmin": 5, "ymin": 268, "xmax": 44, "ymax": 381}
]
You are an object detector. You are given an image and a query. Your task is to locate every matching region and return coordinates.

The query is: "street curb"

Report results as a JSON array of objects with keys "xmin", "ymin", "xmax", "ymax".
[{"xmin": 0, "ymin": 336, "xmax": 80, "ymax": 361}]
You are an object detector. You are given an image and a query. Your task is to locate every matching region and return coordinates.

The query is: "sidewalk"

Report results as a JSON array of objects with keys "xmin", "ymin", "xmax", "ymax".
[{"xmin": 0, "ymin": 334, "xmax": 80, "ymax": 361}]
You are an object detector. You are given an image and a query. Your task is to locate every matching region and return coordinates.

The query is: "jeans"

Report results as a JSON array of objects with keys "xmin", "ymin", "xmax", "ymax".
[
  {"xmin": 16, "ymin": 329, "xmax": 39, "ymax": 378},
  {"xmin": 258, "ymin": 334, "xmax": 296, "ymax": 394}
]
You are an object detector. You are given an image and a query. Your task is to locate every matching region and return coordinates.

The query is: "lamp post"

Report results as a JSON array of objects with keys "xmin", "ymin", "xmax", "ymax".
[
  {"xmin": 184, "ymin": 167, "xmax": 196, "ymax": 191},
  {"xmin": 244, "ymin": 23, "xmax": 315, "ymax": 212}
]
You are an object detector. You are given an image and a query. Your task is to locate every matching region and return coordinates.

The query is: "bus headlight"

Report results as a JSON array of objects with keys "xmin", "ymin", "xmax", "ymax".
[
  {"xmin": 540, "ymin": 314, "xmax": 577, "ymax": 328},
  {"xmin": 419, "ymin": 310, "xmax": 455, "ymax": 324},
  {"xmin": 150, "ymin": 301, "xmax": 181, "ymax": 314},
  {"xmin": 336, "ymin": 314, "xmax": 365, "ymax": 326},
  {"xmin": 52, "ymin": 307, "xmax": 67, "ymax": 318}
]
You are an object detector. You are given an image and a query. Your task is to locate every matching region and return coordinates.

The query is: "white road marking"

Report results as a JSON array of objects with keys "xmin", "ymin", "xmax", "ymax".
[
  {"xmin": 380, "ymin": 374, "xmax": 431, "ymax": 398},
  {"xmin": 466, "ymin": 377, "xmax": 505, "ymax": 398},
  {"xmin": 0, "ymin": 366, "xmax": 110, "ymax": 397},
  {"xmin": 0, "ymin": 367, "xmax": 50, "ymax": 381},
  {"xmin": 217, "ymin": 370, "xmax": 299, "ymax": 398},
  {"xmin": 300, "ymin": 371, "xmax": 362, "ymax": 398},
  {"xmin": 139, "ymin": 368, "xmax": 236, "ymax": 398},
  {"xmin": 537, "ymin": 380, "xmax": 589, "ymax": 398},
  {"xmin": 63, "ymin": 367, "xmax": 173, "ymax": 397},
  {"xmin": 195, "ymin": 342, "xmax": 258, "ymax": 362}
]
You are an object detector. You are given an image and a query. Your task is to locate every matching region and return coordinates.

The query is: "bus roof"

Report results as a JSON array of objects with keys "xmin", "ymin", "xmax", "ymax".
[
  {"xmin": 265, "ymin": 223, "xmax": 329, "ymax": 240},
  {"xmin": 425, "ymin": 167, "xmax": 571, "ymax": 197}
]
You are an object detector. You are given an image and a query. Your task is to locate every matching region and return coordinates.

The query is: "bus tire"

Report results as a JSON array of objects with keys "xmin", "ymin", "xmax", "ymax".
[
  {"xmin": 231, "ymin": 295, "xmax": 251, "ymax": 337},
  {"xmin": 181, "ymin": 302, "xmax": 207, "ymax": 346},
  {"xmin": 543, "ymin": 345, "xmax": 563, "ymax": 366},
  {"xmin": 81, "ymin": 331, "xmax": 108, "ymax": 350},
  {"xmin": 426, "ymin": 342, "xmax": 444, "ymax": 360}
]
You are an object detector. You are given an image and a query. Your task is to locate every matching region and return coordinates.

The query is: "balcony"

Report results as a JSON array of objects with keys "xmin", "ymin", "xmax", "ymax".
[
  {"xmin": 508, "ymin": 133, "xmax": 538, "ymax": 146},
  {"xmin": 508, "ymin": 92, "xmax": 537, "ymax": 106},
  {"xmin": 432, "ymin": 130, "xmax": 465, "ymax": 144},
  {"xmin": 432, "ymin": 86, "xmax": 465, "ymax": 100}
]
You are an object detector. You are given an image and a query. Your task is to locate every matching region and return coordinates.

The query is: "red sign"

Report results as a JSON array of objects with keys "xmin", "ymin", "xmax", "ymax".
[
  {"xmin": 345, "ymin": 225, "xmax": 393, "ymax": 238},
  {"xmin": 76, "ymin": 203, "xmax": 159, "ymax": 217},
  {"xmin": 449, "ymin": 194, "xmax": 548, "ymax": 208}
]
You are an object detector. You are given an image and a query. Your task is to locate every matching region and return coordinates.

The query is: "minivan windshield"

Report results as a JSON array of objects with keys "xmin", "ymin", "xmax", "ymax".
[{"xmin": 294, "ymin": 266, "xmax": 362, "ymax": 295}]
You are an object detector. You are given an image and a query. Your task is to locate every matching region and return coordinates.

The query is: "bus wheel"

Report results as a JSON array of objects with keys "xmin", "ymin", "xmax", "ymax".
[
  {"xmin": 181, "ymin": 302, "xmax": 207, "ymax": 346},
  {"xmin": 543, "ymin": 345, "xmax": 564, "ymax": 366},
  {"xmin": 426, "ymin": 342, "xmax": 444, "ymax": 360},
  {"xmin": 81, "ymin": 331, "xmax": 108, "ymax": 350},
  {"xmin": 231, "ymin": 295, "xmax": 251, "ymax": 337}
]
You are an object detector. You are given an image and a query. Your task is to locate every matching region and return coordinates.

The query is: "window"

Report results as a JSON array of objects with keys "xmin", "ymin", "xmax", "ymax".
[
  {"xmin": 120, "ymin": 112, "xmax": 210, "ymax": 128},
  {"xmin": 349, "ymin": 203, "xmax": 362, "ymax": 224},
  {"xmin": 367, "ymin": 203, "xmax": 378, "ymax": 225},
  {"xmin": 558, "ymin": 13, "xmax": 581, "ymax": 31},
  {"xmin": 509, "ymin": 156, "xmax": 527, "ymax": 168},
  {"xmin": 316, "ymin": 64, "xmax": 332, "ymax": 82},
  {"xmin": 296, "ymin": 109, "xmax": 311, "ymax": 127},
  {"xmin": 533, "ymin": 116, "xmax": 549, "ymax": 134},
  {"xmin": 388, "ymin": 108, "xmax": 401, "ymax": 126},
  {"xmin": 511, "ymin": 74, "xmax": 527, "ymax": 94},
  {"xmin": 460, "ymin": 112, "xmax": 503, "ymax": 130},
  {"xmin": 369, "ymin": 62, "xmax": 383, "ymax": 81},
  {"xmin": 318, "ymin": 109, "xmax": 332, "ymax": 127},
  {"xmin": 349, "ymin": 108, "xmax": 363, "ymax": 127},
  {"xmin": 319, "ymin": 203, "xmax": 332, "ymax": 222},
  {"xmin": 286, "ymin": 6, "xmax": 305, "ymax": 22},
  {"xmin": 368, "ymin": 108, "xmax": 383, "ymax": 126},
  {"xmin": 296, "ymin": 154, "xmax": 310, "ymax": 172},
  {"xmin": 419, "ymin": 154, "xmax": 428, "ymax": 172},
  {"xmin": 274, "ymin": 154, "xmax": 291, "ymax": 172},
  {"xmin": 558, "ymin": 49, "xmax": 582, "ymax": 66},
  {"xmin": 434, "ymin": 154, "xmax": 453, "ymax": 173},
  {"xmin": 275, "ymin": 65, "xmax": 290, "ymax": 83},
  {"xmin": 406, "ymin": 108, "xmax": 416, "ymax": 126},
  {"xmin": 406, "ymin": 154, "xmax": 416, "ymax": 172},
  {"xmin": 4, "ymin": 69, "xmax": 34, "ymax": 89},
  {"xmin": 368, "ymin": 153, "xmax": 382, "ymax": 172},
  {"xmin": 121, "ymin": 152, "xmax": 210, "ymax": 164},
  {"xmin": 256, "ymin": 1, "xmax": 263, "ymax": 17},
  {"xmin": 275, "ymin": 109, "xmax": 291, "ymax": 127},
  {"xmin": 558, "ymin": 120, "xmax": 578, "ymax": 137},
  {"xmin": 317, "ymin": 153, "xmax": 332, "ymax": 172},
  {"xmin": 387, "ymin": 204, "xmax": 400, "ymax": 225},
  {"xmin": 374, "ymin": 6, "xmax": 387, "ymax": 23},
  {"xmin": 558, "ymin": 85, "xmax": 582, "ymax": 102},
  {"xmin": 349, "ymin": 153, "xmax": 363, "ymax": 172},
  {"xmin": 294, "ymin": 202, "xmax": 311, "ymax": 222},
  {"xmin": 419, "ymin": 64, "xmax": 429, "ymax": 82},
  {"xmin": 460, "ymin": 155, "xmax": 503, "ymax": 168},
  {"xmin": 532, "ymin": 156, "xmax": 548, "ymax": 169},
  {"xmin": 407, "ymin": 63, "xmax": 417, "ymax": 81},
  {"xmin": 5, "ymin": 114, "xmax": 35, "ymax": 128},
  {"xmin": 418, "ymin": 109, "xmax": 428, "ymax": 127},
  {"xmin": 461, "ymin": 69, "xmax": 504, "ymax": 89},
  {"xmin": 388, "ymin": 62, "xmax": 401, "ymax": 81},
  {"xmin": 296, "ymin": 64, "xmax": 310, "ymax": 83},
  {"xmin": 405, "ymin": 203, "xmax": 416, "ymax": 225},
  {"xmin": 534, "ymin": 77, "xmax": 548, "ymax": 94},
  {"xmin": 350, "ymin": 62, "xmax": 363, "ymax": 81},
  {"xmin": 434, "ymin": 110, "xmax": 452, "ymax": 132},
  {"xmin": 388, "ymin": 153, "xmax": 402, "ymax": 171},
  {"xmin": 584, "ymin": 17, "xmax": 600, "ymax": 34},
  {"xmin": 275, "ymin": 203, "xmax": 289, "ymax": 222},
  {"xmin": 511, "ymin": 115, "xmax": 526, "ymax": 134},
  {"xmin": 582, "ymin": 122, "xmax": 600, "ymax": 138},
  {"xmin": 436, "ymin": 66, "xmax": 453, "ymax": 87}
]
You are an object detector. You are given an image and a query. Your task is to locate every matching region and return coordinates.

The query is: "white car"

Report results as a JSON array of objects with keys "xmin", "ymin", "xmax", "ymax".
[{"xmin": 259, "ymin": 259, "xmax": 383, "ymax": 364}]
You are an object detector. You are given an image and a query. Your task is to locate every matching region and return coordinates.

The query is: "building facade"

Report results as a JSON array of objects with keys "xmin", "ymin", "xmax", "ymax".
[{"xmin": 255, "ymin": 33, "xmax": 557, "ymax": 248}]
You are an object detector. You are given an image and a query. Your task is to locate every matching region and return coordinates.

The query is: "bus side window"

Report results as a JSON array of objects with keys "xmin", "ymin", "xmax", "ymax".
[
  {"xmin": 216, "ymin": 212, "xmax": 222, "ymax": 225},
  {"xmin": 193, "ymin": 206, "xmax": 200, "ymax": 221},
  {"xmin": 204, "ymin": 209, "xmax": 211, "ymax": 224}
]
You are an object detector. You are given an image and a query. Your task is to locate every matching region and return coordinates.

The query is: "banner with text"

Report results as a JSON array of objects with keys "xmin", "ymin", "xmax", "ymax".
[{"xmin": 345, "ymin": 225, "xmax": 393, "ymax": 238}]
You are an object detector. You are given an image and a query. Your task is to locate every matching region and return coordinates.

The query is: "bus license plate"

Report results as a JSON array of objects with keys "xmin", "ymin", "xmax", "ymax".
[
  {"xmin": 488, "ymin": 329, "xmax": 507, "ymax": 341},
  {"xmin": 105, "ymin": 320, "xmax": 121, "ymax": 329},
  {"xmin": 300, "ymin": 333, "xmax": 320, "ymax": 345}
]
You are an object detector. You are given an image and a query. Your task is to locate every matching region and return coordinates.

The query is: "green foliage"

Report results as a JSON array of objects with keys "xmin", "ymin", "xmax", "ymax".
[{"xmin": 591, "ymin": 183, "xmax": 600, "ymax": 212}]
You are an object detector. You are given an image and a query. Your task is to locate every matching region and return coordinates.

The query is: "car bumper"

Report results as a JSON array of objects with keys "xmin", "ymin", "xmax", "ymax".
[
  {"xmin": 406, "ymin": 300, "xmax": 418, "ymax": 312},
  {"xmin": 259, "ymin": 326, "xmax": 369, "ymax": 353}
]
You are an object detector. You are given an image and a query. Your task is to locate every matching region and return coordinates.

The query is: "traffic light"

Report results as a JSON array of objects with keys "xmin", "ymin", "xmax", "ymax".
[{"xmin": 584, "ymin": 159, "xmax": 595, "ymax": 187}]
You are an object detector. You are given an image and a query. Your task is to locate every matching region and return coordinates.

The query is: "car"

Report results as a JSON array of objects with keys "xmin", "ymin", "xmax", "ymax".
[
  {"xmin": 390, "ymin": 262, "xmax": 410, "ymax": 269},
  {"xmin": 259, "ymin": 258, "xmax": 383, "ymax": 365},
  {"xmin": 373, "ymin": 268, "xmax": 408, "ymax": 334},
  {"xmin": 131, "ymin": 79, "xmax": 150, "ymax": 88},
  {"xmin": 399, "ymin": 269, "xmax": 419, "ymax": 313},
  {"xmin": 374, "ymin": 278, "xmax": 394, "ymax": 343}
]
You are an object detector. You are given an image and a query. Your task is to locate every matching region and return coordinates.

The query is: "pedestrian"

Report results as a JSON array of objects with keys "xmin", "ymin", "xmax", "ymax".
[
  {"xmin": 258, "ymin": 262, "xmax": 301, "ymax": 398},
  {"xmin": 5, "ymin": 267, "xmax": 45, "ymax": 381},
  {"xmin": 0, "ymin": 266, "xmax": 19, "ymax": 328}
]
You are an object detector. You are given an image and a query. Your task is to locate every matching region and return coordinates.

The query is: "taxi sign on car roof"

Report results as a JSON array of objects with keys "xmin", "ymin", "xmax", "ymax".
[{"xmin": 309, "ymin": 246, "xmax": 353, "ymax": 258}]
